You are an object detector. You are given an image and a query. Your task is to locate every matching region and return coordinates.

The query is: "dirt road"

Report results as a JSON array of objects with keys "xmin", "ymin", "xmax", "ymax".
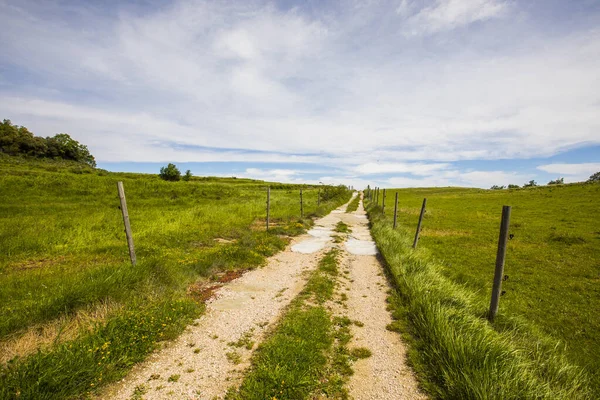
[{"xmin": 102, "ymin": 194, "xmax": 425, "ymax": 399}]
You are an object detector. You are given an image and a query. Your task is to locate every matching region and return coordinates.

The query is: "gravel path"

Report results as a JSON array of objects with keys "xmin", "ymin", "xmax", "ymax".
[
  {"xmin": 340, "ymin": 197, "xmax": 426, "ymax": 400},
  {"xmin": 100, "ymin": 200, "xmax": 353, "ymax": 400}
]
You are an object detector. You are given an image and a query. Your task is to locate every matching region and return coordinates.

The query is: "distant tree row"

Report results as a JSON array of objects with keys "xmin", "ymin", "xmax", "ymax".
[
  {"xmin": 491, "ymin": 174, "xmax": 599, "ymax": 190},
  {"xmin": 0, "ymin": 119, "xmax": 96, "ymax": 167}
]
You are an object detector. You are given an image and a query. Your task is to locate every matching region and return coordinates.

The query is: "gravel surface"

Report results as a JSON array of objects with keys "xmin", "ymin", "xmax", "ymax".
[
  {"xmin": 100, "ymin": 200, "xmax": 352, "ymax": 400},
  {"xmin": 341, "ymin": 197, "xmax": 427, "ymax": 400}
]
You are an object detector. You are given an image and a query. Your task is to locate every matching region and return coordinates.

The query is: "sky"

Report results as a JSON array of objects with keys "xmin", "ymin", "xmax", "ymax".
[{"xmin": 1, "ymin": 0, "xmax": 599, "ymax": 188}]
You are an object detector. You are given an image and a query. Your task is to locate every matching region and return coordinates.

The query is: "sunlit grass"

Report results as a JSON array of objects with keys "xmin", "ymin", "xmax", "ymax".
[
  {"xmin": 345, "ymin": 194, "xmax": 359, "ymax": 213},
  {"xmin": 229, "ymin": 249, "xmax": 352, "ymax": 399},
  {"xmin": 0, "ymin": 156, "xmax": 351, "ymax": 399},
  {"xmin": 368, "ymin": 183, "xmax": 599, "ymax": 398}
]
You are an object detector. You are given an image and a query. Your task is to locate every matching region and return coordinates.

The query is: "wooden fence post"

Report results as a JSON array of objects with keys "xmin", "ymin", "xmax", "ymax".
[
  {"xmin": 266, "ymin": 187, "xmax": 270, "ymax": 231},
  {"xmin": 489, "ymin": 206, "xmax": 511, "ymax": 321},
  {"xmin": 393, "ymin": 192, "xmax": 399, "ymax": 229},
  {"xmin": 117, "ymin": 181, "xmax": 136, "ymax": 266},
  {"xmin": 300, "ymin": 189, "xmax": 304, "ymax": 219},
  {"xmin": 412, "ymin": 198, "xmax": 427, "ymax": 249},
  {"xmin": 382, "ymin": 189, "xmax": 386, "ymax": 214}
]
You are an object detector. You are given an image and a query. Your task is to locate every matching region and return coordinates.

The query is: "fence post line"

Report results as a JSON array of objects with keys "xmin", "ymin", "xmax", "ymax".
[
  {"xmin": 382, "ymin": 189, "xmax": 386, "ymax": 214},
  {"xmin": 300, "ymin": 189, "xmax": 304, "ymax": 219},
  {"xmin": 117, "ymin": 181, "xmax": 136, "ymax": 266},
  {"xmin": 489, "ymin": 205, "xmax": 512, "ymax": 321},
  {"xmin": 266, "ymin": 187, "xmax": 270, "ymax": 231},
  {"xmin": 412, "ymin": 198, "xmax": 427, "ymax": 249},
  {"xmin": 393, "ymin": 192, "xmax": 399, "ymax": 229}
]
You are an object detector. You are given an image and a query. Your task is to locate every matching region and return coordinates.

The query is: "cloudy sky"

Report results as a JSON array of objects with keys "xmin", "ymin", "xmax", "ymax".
[{"xmin": 1, "ymin": 0, "xmax": 599, "ymax": 188}]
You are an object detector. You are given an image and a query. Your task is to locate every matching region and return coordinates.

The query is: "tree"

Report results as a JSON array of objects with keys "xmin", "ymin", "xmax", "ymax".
[
  {"xmin": 0, "ymin": 120, "xmax": 96, "ymax": 167},
  {"xmin": 159, "ymin": 163, "xmax": 181, "ymax": 181},
  {"xmin": 490, "ymin": 185, "xmax": 505, "ymax": 190},
  {"xmin": 182, "ymin": 169, "xmax": 192, "ymax": 181},
  {"xmin": 46, "ymin": 133, "xmax": 96, "ymax": 167},
  {"xmin": 548, "ymin": 178, "xmax": 564, "ymax": 185},
  {"xmin": 508, "ymin": 184, "xmax": 520, "ymax": 189},
  {"xmin": 587, "ymin": 172, "xmax": 600, "ymax": 183},
  {"xmin": 523, "ymin": 180, "xmax": 537, "ymax": 187}
]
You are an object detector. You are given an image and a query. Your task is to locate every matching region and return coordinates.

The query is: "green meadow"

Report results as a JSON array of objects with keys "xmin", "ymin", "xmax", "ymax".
[
  {"xmin": 369, "ymin": 183, "xmax": 599, "ymax": 398},
  {"xmin": 0, "ymin": 155, "xmax": 351, "ymax": 399}
]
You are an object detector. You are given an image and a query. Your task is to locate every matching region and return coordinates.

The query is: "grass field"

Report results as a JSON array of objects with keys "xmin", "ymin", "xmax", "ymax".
[
  {"xmin": 367, "ymin": 183, "xmax": 599, "ymax": 398},
  {"xmin": 0, "ymin": 155, "xmax": 351, "ymax": 399}
]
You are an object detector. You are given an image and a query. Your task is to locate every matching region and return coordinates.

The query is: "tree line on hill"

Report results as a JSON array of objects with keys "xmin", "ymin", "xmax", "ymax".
[
  {"xmin": 0, "ymin": 119, "xmax": 96, "ymax": 167},
  {"xmin": 491, "ymin": 174, "xmax": 599, "ymax": 190}
]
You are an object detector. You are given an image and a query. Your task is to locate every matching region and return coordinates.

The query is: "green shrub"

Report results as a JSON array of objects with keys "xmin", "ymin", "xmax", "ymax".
[{"xmin": 159, "ymin": 163, "xmax": 181, "ymax": 181}]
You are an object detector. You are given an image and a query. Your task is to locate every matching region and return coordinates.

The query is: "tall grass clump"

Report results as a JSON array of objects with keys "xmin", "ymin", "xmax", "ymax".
[
  {"xmin": 345, "ymin": 193, "xmax": 360, "ymax": 213},
  {"xmin": 366, "ymin": 203, "xmax": 591, "ymax": 399}
]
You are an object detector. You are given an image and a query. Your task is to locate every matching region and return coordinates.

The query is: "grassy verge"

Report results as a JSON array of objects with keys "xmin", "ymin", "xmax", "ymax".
[
  {"xmin": 366, "ymin": 202, "xmax": 592, "ymax": 399},
  {"xmin": 345, "ymin": 194, "xmax": 360, "ymax": 213},
  {"xmin": 0, "ymin": 298, "xmax": 198, "ymax": 399},
  {"xmin": 378, "ymin": 184, "xmax": 600, "ymax": 393},
  {"xmin": 227, "ymin": 248, "xmax": 356, "ymax": 399}
]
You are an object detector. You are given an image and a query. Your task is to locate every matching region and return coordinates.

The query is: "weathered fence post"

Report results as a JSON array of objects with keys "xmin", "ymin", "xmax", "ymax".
[
  {"xmin": 393, "ymin": 192, "xmax": 399, "ymax": 229},
  {"xmin": 382, "ymin": 189, "xmax": 386, "ymax": 214},
  {"xmin": 266, "ymin": 187, "xmax": 270, "ymax": 231},
  {"xmin": 489, "ymin": 206, "xmax": 511, "ymax": 321},
  {"xmin": 412, "ymin": 198, "xmax": 427, "ymax": 249},
  {"xmin": 117, "ymin": 181, "xmax": 136, "ymax": 266},
  {"xmin": 300, "ymin": 189, "xmax": 304, "ymax": 219}
]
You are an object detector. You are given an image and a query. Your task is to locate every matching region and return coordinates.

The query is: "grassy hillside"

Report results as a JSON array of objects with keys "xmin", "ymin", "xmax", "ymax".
[
  {"xmin": 0, "ymin": 155, "xmax": 351, "ymax": 399},
  {"xmin": 369, "ymin": 183, "xmax": 599, "ymax": 398}
]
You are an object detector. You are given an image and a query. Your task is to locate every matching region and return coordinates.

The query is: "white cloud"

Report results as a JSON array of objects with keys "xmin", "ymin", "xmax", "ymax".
[
  {"xmin": 353, "ymin": 162, "xmax": 451, "ymax": 175},
  {"xmin": 536, "ymin": 162, "xmax": 600, "ymax": 175},
  {"xmin": 0, "ymin": 0, "xmax": 598, "ymax": 184},
  {"xmin": 387, "ymin": 169, "xmax": 529, "ymax": 188},
  {"xmin": 536, "ymin": 163, "xmax": 600, "ymax": 182},
  {"xmin": 402, "ymin": 0, "xmax": 508, "ymax": 35},
  {"xmin": 240, "ymin": 168, "xmax": 310, "ymax": 183},
  {"xmin": 245, "ymin": 168, "xmax": 297, "ymax": 177}
]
